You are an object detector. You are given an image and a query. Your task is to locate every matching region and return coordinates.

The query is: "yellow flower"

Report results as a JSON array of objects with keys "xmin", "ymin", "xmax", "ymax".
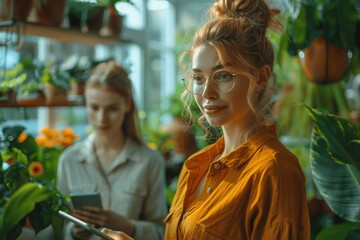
[
  {"xmin": 147, "ymin": 142, "xmax": 157, "ymax": 150},
  {"xmin": 18, "ymin": 132, "xmax": 28, "ymax": 143},
  {"xmin": 28, "ymin": 161, "xmax": 44, "ymax": 177}
]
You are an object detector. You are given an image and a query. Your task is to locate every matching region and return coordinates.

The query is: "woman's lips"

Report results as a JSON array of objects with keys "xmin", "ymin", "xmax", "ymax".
[
  {"xmin": 97, "ymin": 126, "xmax": 110, "ymax": 131},
  {"xmin": 203, "ymin": 105, "xmax": 226, "ymax": 115}
]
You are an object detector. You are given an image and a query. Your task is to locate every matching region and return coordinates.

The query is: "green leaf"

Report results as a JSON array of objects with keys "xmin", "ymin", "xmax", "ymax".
[
  {"xmin": 308, "ymin": 107, "xmax": 360, "ymax": 168},
  {"xmin": 51, "ymin": 213, "xmax": 65, "ymax": 240},
  {"xmin": 308, "ymin": 107, "xmax": 360, "ymax": 222},
  {"xmin": 28, "ymin": 201, "xmax": 53, "ymax": 234},
  {"xmin": 0, "ymin": 182, "xmax": 52, "ymax": 238},
  {"xmin": 315, "ymin": 222, "xmax": 360, "ymax": 240}
]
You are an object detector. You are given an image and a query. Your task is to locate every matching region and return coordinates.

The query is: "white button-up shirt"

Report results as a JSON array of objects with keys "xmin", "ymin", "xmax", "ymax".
[{"xmin": 57, "ymin": 133, "xmax": 167, "ymax": 240}]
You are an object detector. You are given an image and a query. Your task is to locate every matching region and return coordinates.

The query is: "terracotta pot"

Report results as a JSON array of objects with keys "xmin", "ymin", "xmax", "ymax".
[
  {"xmin": 16, "ymin": 90, "xmax": 46, "ymax": 106},
  {"xmin": 299, "ymin": 37, "xmax": 351, "ymax": 84},
  {"xmin": 0, "ymin": 0, "xmax": 32, "ymax": 20},
  {"xmin": 13, "ymin": 0, "xmax": 33, "ymax": 20},
  {"xmin": 67, "ymin": 82, "xmax": 85, "ymax": 104},
  {"xmin": 27, "ymin": 0, "xmax": 66, "ymax": 26},
  {"xmin": 0, "ymin": 89, "xmax": 16, "ymax": 106},
  {"xmin": 44, "ymin": 84, "xmax": 68, "ymax": 105},
  {"xmin": 99, "ymin": 6, "xmax": 123, "ymax": 37},
  {"xmin": 68, "ymin": 4, "xmax": 105, "ymax": 33},
  {"xmin": 68, "ymin": 81, "xmax": 85, "ymax": 96}
]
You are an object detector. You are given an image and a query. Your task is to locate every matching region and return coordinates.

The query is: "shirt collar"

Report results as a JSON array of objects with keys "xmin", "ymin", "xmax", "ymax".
[
  {"xmin": 79, "ymin": 133, "xmax": 142, "ymax": 166},
  {"xmin": 185, "ymin": 124, "xmax": 278, "ymax": 170}
]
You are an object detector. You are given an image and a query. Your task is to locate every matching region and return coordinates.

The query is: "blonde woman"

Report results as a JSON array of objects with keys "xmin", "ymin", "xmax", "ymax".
[
  {"xmin": 103, "ymin": 0, "xmax": 310, "ymax": 239},
  {"xmin": 57, "ymin": 61, "xmax": 167, "ymax": 240}
]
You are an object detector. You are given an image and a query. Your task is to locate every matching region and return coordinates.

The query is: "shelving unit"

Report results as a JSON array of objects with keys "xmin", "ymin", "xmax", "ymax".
[
  {"xmin": 0, "ymin": 20, "xmax": 132, "ymax": 46},
  {"xmin": 0, "ymin": 18, "xmax": 132, "ymax": 108}
]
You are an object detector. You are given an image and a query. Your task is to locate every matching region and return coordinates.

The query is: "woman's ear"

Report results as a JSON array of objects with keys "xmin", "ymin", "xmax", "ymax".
[{"xmin": 258, "ymin": 65, "xmax": 271, "ymax": 85}]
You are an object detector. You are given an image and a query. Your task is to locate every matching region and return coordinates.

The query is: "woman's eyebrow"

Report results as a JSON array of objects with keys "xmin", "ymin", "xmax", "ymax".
[{"xmin": 191, "ymin": 64, "xmax": 224, "ymax": 73}]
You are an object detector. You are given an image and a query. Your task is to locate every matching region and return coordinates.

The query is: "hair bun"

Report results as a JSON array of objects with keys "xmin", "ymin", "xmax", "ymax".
[{"xmin": 210, "ymin": 0, "xmax": 282, "ymax": 33}]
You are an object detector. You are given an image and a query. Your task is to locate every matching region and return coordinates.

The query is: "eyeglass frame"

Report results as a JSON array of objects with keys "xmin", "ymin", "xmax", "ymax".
[{"xmin": 182, "ymin": 70, "xmax": 238, "ymax": 94}]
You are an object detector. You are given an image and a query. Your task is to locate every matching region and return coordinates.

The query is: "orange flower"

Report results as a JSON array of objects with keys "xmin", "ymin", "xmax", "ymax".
[
  {"xmin": 6, "ymin": 158, "xmax": 14, "ymax": 165},
  {"xmin": 45, "ymin": 139, "xmax": 57, "ymax": 148},
  {"xmin": 35, "ymin": 136, "xmax": 47, "ymax": 147},
  {"xmin": 28, "ymin": 161, "xmax": 44, "ymax": 177},
  {"xmin": 59, "ymin": 136, "xmax": 73, "ymax": 147},
  {"xmin": 61, "ymin": 128, "xmax": 74, "ymax": 136},
  {"xmin": 39, "ymin": 126, "xmax": 51, "ymax": 137},
  {"xmin": 18, "ymin": 132, "xmax": 28, "ymax": 143},
  {"xmin": 49, "ymin": 129, "xmax": 59, "ymax": 138}
]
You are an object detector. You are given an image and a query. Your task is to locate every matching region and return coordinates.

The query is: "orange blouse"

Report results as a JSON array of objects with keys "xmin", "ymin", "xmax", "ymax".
[{"xmin": 164, "ymin": 124, "xmax": 310, "ymax": 240}]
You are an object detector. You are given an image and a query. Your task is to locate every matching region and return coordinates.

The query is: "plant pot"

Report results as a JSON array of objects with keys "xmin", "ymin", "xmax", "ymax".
[
  {"xmin": 68, "ymin": 3, "xmax": 105, "ymax": 33},
  {"xmin": 298, "ymin": 37, "xmax": 351, "ymax": 84},
  {"xmin": 16, "ymin": 90, "xmax": 46, "ymax": 106},
  {"xmin": 44, "ymin": 84, "xmax": 68, "ymax": 105},
  {"xmin": 0, "ymin": 90, "xmax": 16, "ymax": 106},
  {"xmin": 0, "ymin": 0, "xmax": 33, "ymax": 20},
  {"xmin": 67, "ymin": 81, "xmax": 85, "ymax": 104},
  {"xmin": 27, "ymin": 0, "xmax": 66, "ymax": 27},
  {"xmin": 99, "ymin": 6, "xmax": 123, "ymax": 37}
]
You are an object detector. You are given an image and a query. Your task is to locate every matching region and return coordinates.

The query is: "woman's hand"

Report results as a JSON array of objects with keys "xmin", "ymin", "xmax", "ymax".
[
  {"xmin": 72, "ymin": 207, "xmax": 136, "ymax": 237},
  {"xmin": 71, "ymin": 224, "xmax": 92, "ymax": 240},
  {"xmin": 101, "ymin": 228, "xmax": 134, "ymax": 240}
]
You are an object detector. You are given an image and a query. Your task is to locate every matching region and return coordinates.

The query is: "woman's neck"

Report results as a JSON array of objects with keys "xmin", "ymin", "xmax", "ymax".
[
  {"xmin": 93, "ymin": 131, "xmax": 126, "ymax": 150},
  {"xmin": 221, "ymin": 116, "xmax": 261, "ymax": 157}
]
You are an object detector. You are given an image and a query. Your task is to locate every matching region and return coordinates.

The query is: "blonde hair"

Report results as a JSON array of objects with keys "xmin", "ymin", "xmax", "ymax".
[
  {"xmin": 179, "ymin": 0, "xmax": 283, "ymax": 139},
  {"xmin": 86, "ymin": 60, "xmax": 143, "ymax": 144}
]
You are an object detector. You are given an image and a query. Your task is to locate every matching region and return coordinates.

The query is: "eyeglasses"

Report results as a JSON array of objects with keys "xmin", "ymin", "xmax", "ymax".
[{"xmin": 182, "ymin": 70, "xmax": 237, "ymax": 94}]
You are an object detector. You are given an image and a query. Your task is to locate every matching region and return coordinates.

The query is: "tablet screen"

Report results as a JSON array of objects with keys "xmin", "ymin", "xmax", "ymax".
[
  {"xmin": 58, "ymin": 210, "xmax": 114, "ymax": 240},
  {"xmin": 70, "ymin": 192, "xmax": 102, "ymax": 210}
]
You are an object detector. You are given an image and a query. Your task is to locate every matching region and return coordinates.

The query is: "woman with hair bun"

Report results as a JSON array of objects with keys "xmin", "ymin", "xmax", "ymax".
[{"xmin": 102, "ymin": 0, "xmax": 310, "ymax": 239}]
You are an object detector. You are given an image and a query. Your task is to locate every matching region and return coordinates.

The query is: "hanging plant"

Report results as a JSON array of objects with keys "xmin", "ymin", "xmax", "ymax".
[{"xmin": 282, "ymin": 0, "xmax": 360, "ymax": 83}]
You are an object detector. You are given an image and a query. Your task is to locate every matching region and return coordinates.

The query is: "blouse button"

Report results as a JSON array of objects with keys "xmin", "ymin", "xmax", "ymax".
[
  {"xmin": 207, "ymin": 187, "xmax": 212, "ymax": 194},
  {"xmin": 214, "ymin": 162, "xmax": 221, "ymax": 170},
  {"xmin": 182, "ymin": 214, "xmax": 186, "ymax": 220}
]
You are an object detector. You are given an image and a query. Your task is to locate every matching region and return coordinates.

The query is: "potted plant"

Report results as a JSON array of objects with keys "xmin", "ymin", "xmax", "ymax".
[
  {"xmin": 43, "ymin": 62, "xmax": 71, "ymax": 106},
  {"xmin": 0, "ymin": 125, "xmax": 79, "ymax": 239},
  {"xmin": 0, "ymin": 64, "xmax": 26, "ymax": 106},
  {"xmin": 15, "ymin": 59, "xmax": 47, "ymax": 106},
  {"xmin": 282, "ymin": 0, "xmax": 360, "ymax": 83},
  {"xmin": 96, "ymin": 0, "xmax": 135, "ymax": 37},
  {"xmin": 0, "ymin": 0, "xmax": 33, "ymax": 21},
  {"xmin": 307, "ymin": 106, "xmax": 360, "ymax": 239},
  {"xmin": 28, "ymin": 0, "xmax": 67, "ymax": 27}
]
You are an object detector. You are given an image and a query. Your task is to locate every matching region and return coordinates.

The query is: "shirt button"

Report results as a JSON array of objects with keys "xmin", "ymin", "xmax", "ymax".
[
  {"xmin": 182, "ymin": 214, "xmax": 186, "ymax": 220},
  {"xmin": 214, "ymin": 162, "xmax": 221, "ymax": 170},
  {"xmin": 207, "ymin": 187, "xmax": 212, "ymax": 194}
]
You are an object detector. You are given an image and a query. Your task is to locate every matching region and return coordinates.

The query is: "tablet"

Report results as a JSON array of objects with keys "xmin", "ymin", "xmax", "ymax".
[
  {"xmin": 71, "ymin": 192, "xmax": 102, "ymax": 210},
  {"xmin": 58, "ymin": 210, "xmax": 114, "ymax": 240}
]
